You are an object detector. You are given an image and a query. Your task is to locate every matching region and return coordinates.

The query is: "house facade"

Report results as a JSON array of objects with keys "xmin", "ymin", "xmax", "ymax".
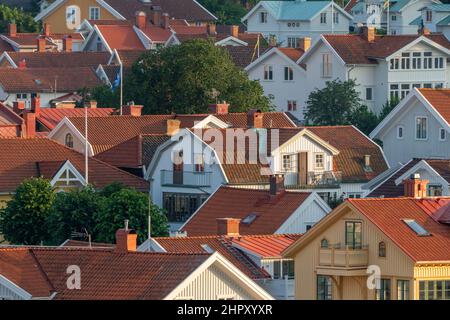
[
  {"xmin": 298, "ymin": 28, "xmax": 450, "ymax": 115},
  {"xmin": 370, "ymin": 88, "xmax": 450, "ymax": 165},
  {"xmin": 418, "ymin": 4, "xmax": 450, "ymax": 40},
  {"xmin": 283, "ymin": 179, "xmax": 450, "ymax": 300},
  {"xmin": 242, "ymin": 1, "xmax": 352, "ymax": 46}
]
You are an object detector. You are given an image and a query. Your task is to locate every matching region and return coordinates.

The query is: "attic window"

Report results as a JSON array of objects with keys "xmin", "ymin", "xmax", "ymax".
[
  {"xmin": 402, "ymin": 219, "xmax": 431, "ymax": 236},
  {"xmin": 242, "ymin": 213, "xmax": 257, "ymax": 225}
]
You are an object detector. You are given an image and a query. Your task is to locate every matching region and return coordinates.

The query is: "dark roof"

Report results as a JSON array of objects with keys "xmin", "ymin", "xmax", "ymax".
[{"xmin": 3, "ymin": 52, "xmax": 110, "ymax": 68}]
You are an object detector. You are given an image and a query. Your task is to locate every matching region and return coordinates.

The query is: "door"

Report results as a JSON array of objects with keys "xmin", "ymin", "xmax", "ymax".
[
  {"xmin": 173, "ymin": 151, "xmax": 183, "ymax": 185},
  {"xmin": 297, "ymin": 152, "xmax": 308, "ymax": 185}
]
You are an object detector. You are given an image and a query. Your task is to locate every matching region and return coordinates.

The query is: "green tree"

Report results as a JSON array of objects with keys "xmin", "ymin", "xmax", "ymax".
[
  {"xmin": 377, "ymin": 97, "xmax": 400, "ymax": 122},
  {"xmin": 94, "ymin": 188, "xmax": 169, "ymax": 243},
  {"xmin": 46, "ymin": 186, "xmax": 103, "ymax": 245},
  {"xmin": 348, "ymin": 105, "xmax": 379, "ymax": 135},
  {"xmin": 125, "ymin": 39, "xmax": 270, "ymax": 114},
  {"xmin": 0, "ymin": 5, "xmax": 40, "ymax": 33},
  {"xmin": 0, "ymin": 178, "xmax": 55, "ymax": 245}
]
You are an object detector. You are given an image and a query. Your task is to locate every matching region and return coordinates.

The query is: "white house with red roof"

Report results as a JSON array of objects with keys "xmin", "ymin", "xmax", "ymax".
[
  {"xmin": 297, "ymin": 27, "xmax": 450, "ymax": 114},
  {"xmin": 370, "ymin": 88, "xmax": 450, "ymax": 166}
]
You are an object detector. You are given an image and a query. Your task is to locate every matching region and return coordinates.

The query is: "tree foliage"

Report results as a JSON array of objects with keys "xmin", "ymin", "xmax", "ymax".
[
  {"xmin": 0, "ymin": 5, "xmax": 40, "ymax": 33},
  {"xmin": 125, "ymin": 39, "xmax": 270, "ymax": 114}
]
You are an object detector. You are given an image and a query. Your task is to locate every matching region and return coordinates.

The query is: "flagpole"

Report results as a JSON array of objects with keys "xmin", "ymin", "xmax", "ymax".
[
  {"xmin": 120, "ymin": 62, "xmax": 123, "ymax": 115},
  {"xmin": 387, "ymin": 1, "xmax": 390, "ymax": 35},
  {"xmin": 331, "ymin": 0, "xmax": 334, "ymax": 34},
  {"xmin": 84, "ymin": 104, "xmax": 89, "ymax": 185}
]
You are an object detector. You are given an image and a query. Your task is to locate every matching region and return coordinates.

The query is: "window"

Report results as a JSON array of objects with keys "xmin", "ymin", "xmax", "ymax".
[
  {"xmin": 390, "ymin": 84, "xmax": 399, "ymax": 100},
  {"xmin": 242, "ymin": 213, "xmax": 257, "ymax": 225},
  {"xmin": 397, "ymin": 280, "xmax": 410, "ymax": 300},
  {"xmin": 66, "ymin": 5, "xmax": 80, "ymax": 27},
  {"xmin": 397, "ymin": 126, "xmax": 404, "ymax": 139},
  {"xmin": 365, "ymin": 87, "xmax": 373, "ymax": 101},
  {"xmin": 434, "ymin": 57, "xmax": 444, "ymax": 69},
  {"xmin": 315, "ymin": 153, "xmax": 324, "ymax": 170},
  {"xmin": 401, "ymin": 53, "xmax": 410, "ymax": 69},
  {"xmin": 333, "ymin": 12, "xmax": 339, "ymax": 24},
  {"xmin": 423, "ymin": 52, "xmax": 433, "ymax": 69},
  {"xmin": 412, "ymin": 52, "xmax": 421, "ymax": 69},
  {"xmin": 272, "ymin": 260, "xmax": 295, "ymax": 279},
  {"xmin": 320, "ymin": 239, "xmax": 329, "ymax": 248},
  {"xmin": 426, "ymin": 10, "xmax": 432, "ymax": 22},
  {"xmin": 321, "ymin": 53, "xmax": 332, "ymax": 78},
  {"xmin": 287, "ymin": 37, "xmax": 300, "ymax": 48},
  {"xmin": 415, "ymin": 117, "xmax": 427, "ymax": 140},
  {"xmin": 194, "ymin": 153, "xmax": 204, "ymax": 172},
  {"xmin": 16, "ymin": 93, "xmax": 27, "ymax": 99},
  {"xmin": 317, "ymin": 276, "xmax": 332, "ymax": 300},
  {"xmin": 400, "ymin": 83, "xmax": 410, "ymax": 99},
  {"xmin": 65, "ymin": 133, "xmax": 74, "ymax": 148},
  {"xmin": 423, "ymin": 83, "xmax": 432, "ymax": 88},
  {"xmin": 347, "ymin": 193, "xmax": 362, "ymax": 199},
  {"xmin": 263, "ymin": 65, "xmax": 273, "ymax": 80},
  {"xmin": 378, "ymin": 241, "xmax": 386, "ymax": 257},
  {"xmin": 89, "ymin": 6, "xmax": 100, "ymax": 20},
  {"xmin": 391, "ymin": 15, "xmax": 397, "ymax": 21},
  {"xmin": 428, "ymin": 184, "xmax": 443, "ymax": 196},
  {"xmin": 282, "ymin": 154, "xmax": 294, "ymax": 171},
  {"xmin": 163, "ymin": 193, "xmax": 208, "ymax": 223},
  {"xmin": 345, "ymin": 221, "xmax": 362, "ymax": 249},
  {"xmin": 419, "ymin": 280, "xmax": 450, "ymax": 300},
  {"xmin": 320, "ymin": 12, "xmax": 327, "ymax": 24},
  {"xmin": 439, "ymin": 128, "xmax": 446, "ymax": 141},
  {"xmin": 376, "ymin": 279, "xmax": 391, "ymax": 300},
  {"xmin": 402, "ymin": 219, "xmax": 430, "ymax": 236},
  {"xmin": 287, "ymin": 100, "xmax": 297, "ymax": 111},
  {"xmin": 284, "ymin": 66, "xmax": 294, "ymax": 81},
  {"xmin": 260, "ymin": 11, "xmax": 268, "ymax": 23},
  {"xmin": 390, "ymin": 58, "xmax": 399, "ymax": 70}
]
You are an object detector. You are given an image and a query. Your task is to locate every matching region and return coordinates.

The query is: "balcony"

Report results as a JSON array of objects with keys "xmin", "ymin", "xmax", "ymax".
[
  {"xmin": 283, "ymin": 171, "xmax": 342, "ymax": 189},
  {"xmin": 160, "ymin": 170, "xmax": 212, "ymax": 188},
  {"xmin": 317, "ymin": 245, "xmax": 369, "ymax": 276}
]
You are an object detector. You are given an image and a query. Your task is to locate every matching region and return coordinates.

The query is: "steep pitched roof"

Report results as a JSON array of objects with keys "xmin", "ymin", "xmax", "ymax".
[
  {"xmin": 419, "ymin": 88, "xmax": 450, "ymax": 124},
  {"xmin": 0, "ymin": 103, "xmax": 23, "ymax": 137},
  {"xmin": 0, "ymin": 247, "xmax": 209, "ymax": 299},
  {"xmin": 0, "ymin": 138, "xmax": 149, "ymax": 192},
  {"xmin": 181, "ymin": 186, "xmax": 312, "ymax": 236},
  {"xmin": 277, "ymin": 47, "xmax": 305, "ymax": 62},
  {"xmin": 231, "ymin": 234, "xmax": 302, "ymax": 259},
  {"xmin": 348, "ymin": 197, "xmax": 450, "ymax": 262},
  {"xmin": 3, "ymin": 52, "xmax": 110, "ymax": 68},
  {"xmin": 96, "ymin": 25, "xmax": 146, "ymax": 50}
]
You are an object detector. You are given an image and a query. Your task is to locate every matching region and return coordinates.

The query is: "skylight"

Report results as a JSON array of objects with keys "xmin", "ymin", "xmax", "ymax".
[
  {"xmin": 402, "ymin": 219, "xmax": 431, "ymax": 236},
  {"xmin": 200, "ymin": 244, "xmax": 215, "ymax": 253},
  {"xmin": 242, "ymin": 213, "xmax": 258, "ymax": 225}
]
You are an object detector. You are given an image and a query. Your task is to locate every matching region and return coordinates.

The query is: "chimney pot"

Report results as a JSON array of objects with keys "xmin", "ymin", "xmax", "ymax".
[
  {"xmin": 209, "ymin": 102, "xmax": 229, "ymax": 115},
  {"xmin": 247, "ymin": 109, "xmax": 264, "ymax": 128},
  {"xmin": 403, "ymin": 174, "xmax": 429, "ymax": 198},
  {"xmin": 166, "ymin": 119, "xmax": 181, "ymax": 136},
  {"xmin": 31, "ymin": 96, "xmax": 41, "ymax": 116},
  {"xmin": 8, "ymin": 23, "xmax": 17, "ymax": 37},
  {"xmin": 217, "ymin": 218, "xmax": 240, "ymax": 237},
  {"xmin": 135, "ymin": 11, "xmax": 147, "ymax": 30},
  {"xmin": 162, "ymin": 13, "xmax": 170, "ymax": 29},
  {"xmin": 122, "ymin": 104, "xmax": 143, "ymax": 116},
  {"xmin": 115, "ymin": 228, "xmax": 137, "ymax": 252}
]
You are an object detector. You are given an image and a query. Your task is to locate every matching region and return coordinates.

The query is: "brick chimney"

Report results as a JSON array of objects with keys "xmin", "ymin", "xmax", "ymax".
[
  {"xmin": 18, "ymin": 59, "xmax": 26, "ymax": 69},
  {"xmin": 231, "ymin": 25, "xmax": 239, "ymax": 38},
  {"xmin": 298, "ymin": 37, "xmax": 311, "ymax": 52},
  {"xmin": 135, "ymin": 11, "xmax": 147, "ymax": 30},
  {"xmin": 122, "ymin": 104, "xmax": 143, "ymax": 116},
  {"xmin": 247, "ymin": 109, "xmax": 264, "ymax": 128},
  {"xmin": 207, "ymin": 23, "xmax": 217, "ymax": 36},
  {"xmin": 63, "ymin": 35, "xmax": 72, "ymax": 52},
  {"xmin": 31, "ymin": 96, "xmax": 41, "ymax": 116},
  {"xmin": 151, "ymin": 6, "xmax": 162, "ymax": 26},
  {"xmin": 269, "ymin": 174, "xmax": 285, "ymax": 196},
  {"xmin": 361, "ymin": 26, "xmax": 375, "ymax": 42},
  {"xmin": 37, "ymin": 36, "xmax": 46, "ymax": 52},
  {"xmin": 13, "ymin": 101, "xmax": 25, "ymax": 114},
  {"xmin": 8, "ymin": 23, "xmax": 17, "ymax": 37},
  {"xmin": 419, "ymin": 27, "xmax": 431, "ymax": 35},
  {"xmin": 115, "ymin": 221, "xmax": 137, "ymax": 253},
  {"xmin": 23, "ymin": 110, "xmax": 36, "ymax": 138},
  {"xmin": 209, "ymin": 102, "xmax": 229, "ymax": 115},
  {"xmin": 162, "ymin": 13, "xmax": 170, "ymax": 29},
  {"xmin": 403, "ymin": 173, "xmax": 429, "ymax": 198},
  {"xmin": 43, "ymin": 23, "xmax": 51, "ymax": 37},
  {"xmin": 84, "ymin": 100, "xmax": 97, "ymax": 109},
  {"xmin": 217, "ymin": 218, "xmax": 240, "ymax": 237},
  {"xmin": 166, "ymin": 119, "xmax": 181, "ymax": 136}
]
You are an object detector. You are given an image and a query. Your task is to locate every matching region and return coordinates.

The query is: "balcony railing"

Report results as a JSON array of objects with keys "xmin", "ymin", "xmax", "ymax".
[
  {"xmin": 283, "ymin": 171, "xmax": 342, "ymax": 189},
  {"xmin": 319, "ymin": 245, "xmax": 369, "ymax": 268},
  {"xmin": 161, "ymin": 170, "xmax": 212, "ymax": 187}
]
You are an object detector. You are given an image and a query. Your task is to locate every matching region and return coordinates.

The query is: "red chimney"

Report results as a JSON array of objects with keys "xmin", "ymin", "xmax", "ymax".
[
  {"xmin": 209, "ymin": 102, "xmax": 229, "ymax": 115},
  {"xmin": 37, "ymin": 36, "xmax": 46, "ymax": 52},
  {"xmin": 23, "ymin": 110, "xmax": 36, "ymax": 138},
  {"xmin": 361, "ymin": 26, "xmax": 375, "ymax": 42},
  {"xmin": 122, "ymin": 104, "xmax": 143, "ymax": 116},
  {"xmin": 13, "ymin": 101, "xmax": 25, "ymax": 114},
  {"xmin": 151, "ymin": 6, "xmax": 162, "ymax": 26},
  {"xmin": 231, "ymin": 25, "xmax": 239, "ymax": 38},
  {"xmin": 135, "ymin": 11, "xmax": 147, "ymax": 30},
  {"xmin": 217, "ymin": 218, "xmax": 240, "ymax": 237},
  {"xmin": 162, "ymin": 13, "xmax": 170, "ymax": 29},
  {"xmin": 247, "ymin": 109, "xmax": 264, "ymax": 128},
  {"xmin": 43, "ymin": 23, "xmax": 51, "ymax": 37},
  {"xmin": 8, "ymin": 23, "xmax": 17, "ymax": 37},
  {"xmin": 166, "ymin": 119, "xmax": 181, "ymax": 136},
  {"xmin": 115, "ymin": 223, "xmax": 137, "ymax": 253},
  {"xmin": 31, "ymin": 96, "xmax": 41, "ymax": 116},
  {"xmin": 269, "ymin": 174, "xmax": 285, "ymax": 196},
  {"xmin": 403, "ymin": 174, "xmax": 429, "ymax": 198},
  {"xmin": 18, "ymin": 59, "xmax": 26, "ymax": 69},
  {"xmin": 63, "ymin": 35, "xmax": 72, "ymax": 52}
]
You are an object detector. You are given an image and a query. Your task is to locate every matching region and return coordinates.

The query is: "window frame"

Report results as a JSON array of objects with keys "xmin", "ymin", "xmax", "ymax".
[
  {"xmin": 314, "ymin": 153, "xmax": 325, "ymax": 170},
  {"xmin": 284, "ymin": 66, "xmax": 294, "ymax": 81},
  {"xmin": 345, "ymin": 221, "xmax": 363, "ymax": 249},
  {"xmin": 287, "ymin": 100, "xmax": 297, "ymax": 112},
  {"xmin": 320, "ymin": 12, "xmax": 327, "ymax": 24},
  {"xmin": 378, "ymin": 241, "xmax": 386, "ymax": 258},
  {"xmin": 439, "ymin": 128, "xmax": 446, "ymax": 141},
  {"xmin": 263, "ymin": 65, "xmax": 273, "ymax": 81},
  {"xmin": 415, "ymin": 116, "xmax": 428, "ymax": 141},
  {"xmin": 65, "ymin": 133, "xmax": 74, "ymax": 148},
  {"xmin": 396, "ymin": 125, "xmax": 404, "ymax": 140},
  {"xmin": 365, "ymin": 87, "xmax": 373, "ymax": 101},
  {"xmin": 397, "ymin": 280, "xmax": 410, "ymax": 300},
  {"xmin": 376, "ymin": 279, "xmax": 391, "ymax": 300},
  {"xmin": 260, "ymin": 11, "xmax": 268, "ymax": 23},
  {"xmin": 89, "ymin": 6, "xmax": 100, "ymax": 20},
  {"xmin": 317, "ymin": 275, "xmax": 332, "ymax": 300}
]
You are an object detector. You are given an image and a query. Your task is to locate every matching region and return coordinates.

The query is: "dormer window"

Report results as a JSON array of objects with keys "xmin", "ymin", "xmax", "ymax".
[
  {"xmin": 260, "ymin": 11, "xmax": 268, "ymax": 23},
  {"xmin": 320, "ymin": 12, "xmax": 327, "ymax": 24}
]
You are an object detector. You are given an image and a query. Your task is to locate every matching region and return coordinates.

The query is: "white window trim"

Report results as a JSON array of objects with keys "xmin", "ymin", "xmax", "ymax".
[
  {"xmin": 439, "ymin": 128, "xmax": 446, "ymax": 141},
  {"xmin": 284, "ymin": 66, "xmax": 294, "ymax": 81},
  {"xmin": 89, "ymin": 6, "xmax": 100, "ymax": 20},
  {"xmin": 396, "ymin": 125, "xmax": 404, "ymax": 140},
  {"xmin": 314, "ymin": 152, "xmax": 325, "ymax": 170},
  {"xmin": 365, "ymin": 87, "xmax": 374, "ymax": 101},
  {"xmin": 263, "ymin": 64, "xmax": 273, "ymax": 81},
  {"xmin": 415, "ymin": 116, "xmax": 428, "ymax": 141}
]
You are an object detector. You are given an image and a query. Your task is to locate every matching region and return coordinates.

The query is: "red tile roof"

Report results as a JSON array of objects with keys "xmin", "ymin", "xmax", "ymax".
[
  {"xmin": 0, "ymin": 33, "xmax": 56, "ymax": 47},
  {"xmin": 0, "ymin": 138, "xmax": 149, "ymax": 192},
  {"xmin": 0, "ymin": 38, "xmax": 14, "ymax": 52},
  {"xmin": 348, "ymin": 197, "xmax": 450, "ymax": 262},
  {"xmin": 419, "ymin": 89, "xmax": 450, "ymax": 124},
  {"xmin": 0, "ymin": 103, "xmax": 23, "ymax": 137},
  {"xmin": 0, "ymin": 247, "xmax": 209, "ymax": 299},
  {"xmin": 97, "ymin": 25, "xmax": 146, "ymax": 50},
  {"xmin": 323, "ymin": 34, "xmax": 450, "ymax": 64},
  {"xmin": 37, "ymin": 107, "xmax": 115, "ymax": 130},
  {"xmin": 3, "ymin": 51, "xmax": 110, "ymax": 68},
  {"xmin": 182, "ymin": 186, "xmax": 312, "ymax": 236},
  {"xmin": 231, "ymin": 234, "xmax": 302, "ymax": 259},
  {"xmin": 278, "ymin": 47, "xmax": 304, "ymax": 62},
  {"xmin": 142, "ymin": 25, "xmax": 173, "ymax": 42}
]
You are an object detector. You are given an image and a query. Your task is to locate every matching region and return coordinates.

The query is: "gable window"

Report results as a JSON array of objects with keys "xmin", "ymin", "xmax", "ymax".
[
  {"xmin": 284, "ymin": 66, "xmax": 294, "ymax": 81},
  {"xmin": 321, "ymin": 53, "xmax": 332, "ymax": 78},
  {"xmin": 89, "ymin": 7, "xmax": 100, "ymax": 20},
  {"xmin": 263, "ymin": 65, "xmax": 273, "ymax": 80},
  {"xmin": 397, "ymin": 280, "xmax": 410, "ymax": 300},
  {"xmin": 65, "ymin": 133, "xmax": 74, "ymax": 148},
  {"xmin": 425, "ymin": 10, "xmax": 432, "ymax": 22},
  {"xmin": 428, "ymin": 184, "xmax": 443, "ymax": 196},
  {"xmin": 415, "ymin": 117, "xmax": 427, "ymax": 140},
  {"xmin": 315, "ymin": 153, "xmax": 324, "ymax": 170},
  {"xmin": 282, "ymin": 154, "xmax": 294, "ymax": 171},
  {"xmin": 423, "ymin": 52, "xmax": 433, "ymax": 69},
  {"xmin": 333, "ymin": 12, "xmax": 339, "ymax": 24},
  {"xmin": 365, "ymin": 87, "xmax": 373, "ymax": 101},
  {"xmin": 378, "ymin": 241, "xmax": 386, "ymax": 257},
  {"xmin": 439, "ymin": 128, "xmax": 446, "ymax": 141},
  {"xmin": 397, "ymin": 126, "xmax": 404, "ymax": 139},
  {"xmin": 412, "ymin": 52, "xmax": 421, "ymax": 69},
  {"xmin": 260, "ymin": 11, "xmax": 268, "ymax": 23},
  {"xmin": 320, "ymin": 238, "xmax": 329, "ymax": 248},
  {"xmin": 287, "ymin": 100, "xmax": 297, "ymax": 111},
  {"xmin": 345, "ymin": 221, "xmax": 362, "ymax": 249},
  {"xmin": 320, "ymin": 12, "xmax": 327, "ymax": 24},
  {"xmin": 390, "ymin": 58, "xmax": 399, "ymax": 70},
  {"xmin": 376, "ymin": 279, "xmax": 391, "ymax": 300},
  {"xmin": 317, "ymin": 276, "xmax": 332, "ymax": 300},
  {"xmin": 401, "ymin": 53, "xmax": 410, "ymax": 69}
]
